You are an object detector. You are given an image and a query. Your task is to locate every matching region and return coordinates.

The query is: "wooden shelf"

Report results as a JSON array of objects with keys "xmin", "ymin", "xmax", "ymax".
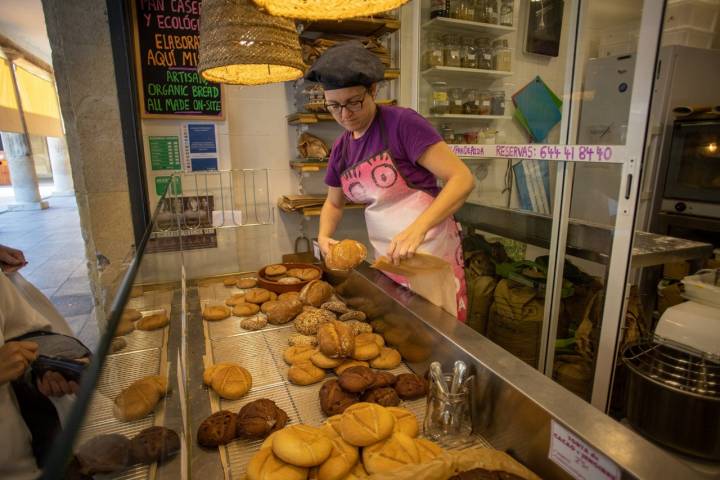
[
  {"xmin": 300, "ymin": 17, "xmax": 400, "ymax": 37},
  {"xmin": 422, "ymin": 17, "xmax": 515, "ymax": 37},
  {"xmin": 290, "ymin": 161, "xmax": 328, "ymax": 173},
  {"xmin": 427, "ymin": 114, "xmax": 511, "ymax": 121},
  {"xmin": 421, "ymin": 66, "xmax": 513, "ymax": 82},
  {"xmin": 301, "ymin": 203, "xmax": 365, "ymax": 217},
  {"xmin": 287, "ymin": 112, "xmax": 335, "ymax": 125}
]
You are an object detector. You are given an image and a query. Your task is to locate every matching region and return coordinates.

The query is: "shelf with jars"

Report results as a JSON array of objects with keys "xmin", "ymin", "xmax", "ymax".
[
  {"xmin": 422, "ymin": 66, "xmax": 513, "ymax": 82},
  {"xmin": 421, "ymin": 16, "xmax": 515, "ymax": 36}
]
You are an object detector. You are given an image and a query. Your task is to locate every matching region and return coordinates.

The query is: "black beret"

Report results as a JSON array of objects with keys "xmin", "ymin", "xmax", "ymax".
[{"xmin": 305, "ymin": 40, "xmax": 385, "ymax": 90}]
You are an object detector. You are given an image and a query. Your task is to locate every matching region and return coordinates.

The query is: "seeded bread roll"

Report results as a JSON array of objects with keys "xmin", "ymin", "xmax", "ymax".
[
  {"xmin": 240, "ymin": 315, "xmax": 268, "ymax": 331},
  {"xmin": 295, "ymin": 308, "xmax": 336, "ymax": 335},
  {"xmin": 339, "ymin": 310, "xmax": 366, "ymax": 322},
  {"xmin": 321, "ymin": 301, "xmax": 350, "ymax": 315},
  {"xmin": 288, "ymin": 333, "xmax": 318, "ymax": 347}
]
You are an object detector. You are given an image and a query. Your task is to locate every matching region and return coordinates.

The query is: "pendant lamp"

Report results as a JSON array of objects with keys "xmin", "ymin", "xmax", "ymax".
[
  {"xmin": 199, "ymin": 0, "xmax": 305, "ymax": 85},
  {"xmin": 251, "ymin": 0, "xmax": 410, "ymax": 20}
]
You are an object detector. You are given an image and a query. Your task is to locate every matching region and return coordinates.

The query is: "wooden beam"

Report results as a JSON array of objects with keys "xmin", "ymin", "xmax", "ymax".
[{"xmin": 0, "ymin": 33, "xmax": 53, "ymax": 74}]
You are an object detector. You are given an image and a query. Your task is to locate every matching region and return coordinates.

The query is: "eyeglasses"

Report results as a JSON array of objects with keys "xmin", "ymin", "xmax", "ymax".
[{"xmin": 324, "ymin": 91, "xmax": 368, "ymax": 115}]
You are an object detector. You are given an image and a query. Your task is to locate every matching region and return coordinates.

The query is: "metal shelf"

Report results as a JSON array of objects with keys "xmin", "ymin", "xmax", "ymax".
[
  {"xmin": 300, "ymin": 16, "xmax": 400, "ymax": 37},
  {"xmin": 421, "ymin": 66, "xmax": 513, "ymax": 82},
  {"xmin": 422, "ymin": 17, "xmax": 516, "ymax": 37}
]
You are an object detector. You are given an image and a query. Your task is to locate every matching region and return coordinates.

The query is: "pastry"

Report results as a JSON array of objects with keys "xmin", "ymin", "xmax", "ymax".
[
  {"xmin": 319, "ymin": 379, "xmax": 358, "ymax": 416},
  {"xmin": 203, "ymin": 305, "xmax": 231, "ymax": 321},
  {"xmin": 76, "ymin": 434, "xmax": 130, "ymax": 475},
  {"xmin": 288, "ymin": 360, "xmax": 326, "ymax": 385},
  {"xmin": 288, "ymin": 333, "xmax": 318, "ymax": 347},
  {"xmin": 394, "ymin": 374, "xmax": 428, "ymax": 400},
  {"xmin": 339, "ymin": 402, "xmax": 395, "ymax": 447},
  {"xmin": 237, "ymin": 399, "xmax": 289, "ymax": 439},
  {"xmin": 294, "ymin": 308, "xmax": 336, "ymax": 335},
  {"xmin": 283, "ymin": 345, "xmax": 316, "ymax": 365},
  {"xmin": 338, "ymin": 366, "xmax": 376, "ymax": 393},
  {"xmin": 370, "ymin": 371, "xmax": 397, "ymax": 388},
  {"xmin": 315, "ymin": 433, "xmax": 359, "ymax": 480},
  {"xmin": 272, "ymin": 424, "xmax": 333, "ymax": 467},
  {"xmin": 369, "ymin": 347, "xmax": 402, "ymax": 370},
  {"xmin": 225, "ymin": 293, "xmax": 246, "ymax": 306},
  {"xmin": 245, "ymin": 288, "xmax": 273, "ymax": 304},
  {"xmin": 415, "ymin": 438, "xmax": 443, "ymax": 463},
  {"xmin": 204, "ymin": 363, "xmax": 252, "ymax": 400},
  {"xmin": 361, "ymin": 387, "xmax": 400, "ymax": 407},
  {"xmin": 263, "ymin": 299, "xmax": 303, "ymax": 325},
  {"xmin": 388, "ymin": 407, "xmax": 419, "ymax": 438},
  {"xmin": 311, "ymin": 350, "xmax": 343, "ymax": 369},
  {"xmin": 265, "ymin": 264, "xmax": 288, "ymax": 276},
  {"xmin": 114, "ymin": 316, "xmax": 135, "ymax": 337},
  {"xmin": 238, "ymin": 277, "xmax": 258, "ymax": 289},
  {"xmin": 278, "ymin": 276, "xmax": 302, "ymax": 285},
  {"xmin": 357, "ymin": 332, "xmax": 384, "ymax": 348},
  {"xmin": 247, "ymin": 446, "xmax": 308, "ymax": 480},
  {"xmin": 279, "ymin": 291, "xmax": 300, "ymax": 302},
  {"xmin": 317, "ymin": 320, "xmax": 355, "ymax": 359},
  {"xmin": 352, "ymin": 335, "xmax": 381, "ymax": 361},
  {"xmin": 362, "ymin": 432, "xmax": 420, "ymax": 474},
  {"xmin": 197, "ymin": 410, "xmax": 238, "ymax": 447},
  {"xmin": 223, "ymin": 277, "xmax": 238, "ymax": 287},
  {"xmin": 320, "ymin": 301, "xmax": 350, "ymax": 315},
  {"xmin": 129, "ymin": 426, "xmax": 180, "ymax": 465},
  {"xmin": 344, "ymin": 320, "xmax": 372, "ymax": 336},
  {"xmin": 233, "ymin": 302, "xmax": 261, "ymax": 316},
  {"xmin": 334, "ymin": 360, "xmax": 369, "ymax": 376},
  {"xmin": 325, "ymin": 239, "xmax": 367, "ymax": 271},
  {"xmin": 122, "ymin": 309, "xmax": 143, "ymax": 322},
  {"xmin": 113, "ymin": 375, "xmax": 168, "ymax": 421},
  {"xmin": 136, "ymin": 312, "xmax": 169, "ymax": 331},
  {"xmin": 240, "ymin": 315, "xmax": 268, "ymax": 331},
  {"xmin": 299, "ymin": 280, "xmax": 334, "ymax": 307},
  {"xmin": 110, "ymin": 337, "xmax": 127, "ymax": 353},
  {"xmin": 339, "ymin": 310, "xmax": 366, "ymax": 322}
]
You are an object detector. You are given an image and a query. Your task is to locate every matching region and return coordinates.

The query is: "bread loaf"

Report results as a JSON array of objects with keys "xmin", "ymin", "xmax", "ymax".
[{"xmin": 113, "ymin": 375, "xmax": 168, "ymax": 421}]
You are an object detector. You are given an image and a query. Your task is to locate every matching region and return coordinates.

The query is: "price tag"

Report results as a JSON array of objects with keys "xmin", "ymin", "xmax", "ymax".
[{"xmin": 549, "ymin": 421, "xmax": 621, "ymax": 480}]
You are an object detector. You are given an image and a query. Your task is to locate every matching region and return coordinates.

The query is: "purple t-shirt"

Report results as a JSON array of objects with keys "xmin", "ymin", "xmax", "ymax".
[{"xmin": 324, "ymin": 106, "xmax": 443, "ymax": 196}]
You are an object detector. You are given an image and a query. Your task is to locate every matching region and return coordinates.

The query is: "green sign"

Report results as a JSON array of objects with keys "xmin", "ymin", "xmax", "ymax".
[
  {"xmin": 149, "ymin": 136, "xmax": 181, "ymax": 170},
  {"xmin": 155, "ymin": 176, "xmax": 182, "ymax": 196}
]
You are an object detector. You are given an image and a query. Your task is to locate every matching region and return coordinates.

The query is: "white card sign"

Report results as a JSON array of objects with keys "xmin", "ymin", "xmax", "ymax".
[{"xmin": 549, "ymin": 420, "xmax": 621, "ymax": 480}]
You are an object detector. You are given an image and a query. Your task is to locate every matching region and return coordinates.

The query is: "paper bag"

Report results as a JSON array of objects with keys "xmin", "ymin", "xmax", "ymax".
[{"xmin": 372, "ymin": 253, "xmax": 457, "ymax": 317}]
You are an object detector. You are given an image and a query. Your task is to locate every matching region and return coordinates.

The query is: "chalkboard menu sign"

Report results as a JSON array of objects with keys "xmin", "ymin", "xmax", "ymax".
[{"xmin": 132, "ymin": 0, "xmax": 223, "ymax": 119}]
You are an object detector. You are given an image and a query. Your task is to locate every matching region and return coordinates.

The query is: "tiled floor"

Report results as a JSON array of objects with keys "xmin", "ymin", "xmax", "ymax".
[{"xmin": 0, "ymin": 194, "xmax": 99, "ymax": 350}]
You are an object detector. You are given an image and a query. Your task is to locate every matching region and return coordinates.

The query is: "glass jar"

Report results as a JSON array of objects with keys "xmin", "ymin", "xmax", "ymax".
[
  {"xmin": 478, "ymin": 91, "xmax": 492, "ymax": 115},
  {"xmin": 484, "ymin": 0, "xmax": 499, "ymax": 24},
  {"xmin": 424, "ymin": 32, "xmax": 445, "ymax": 68},
  {"xmin": 500, "ymin": 0, "xmax": 513, "ymax": 26},
  {"xmin": 430, "ymin": 0, "xmax": 449, "ymax": 18},
  {"xmin": 462, "ymin": 88, "xmax": 479, "ymax": 114},
  {"xmin": 464, "ymin": 130, "xmax": 479, "ymax": 144},
  {"xmin": 493, "ymin": 39, "xmax": 512, "ymax": 71},
  {"xmin": 440, "ymin": 124, "xmax": 455, "ymax": 143},
  {"xmin": 449, "ymin": 0, "xmax": 462, "ymax": 18},
  {"xmin": 423, "ymin": 374, "xmax": 474, "ymax": 443},
  {"xmin": 443, "ymin": 34, "xmax": 462, "ymax": 67},
  {"xmin": 475, "ymin": 37, "xmax": 493, "ymax": 70},
  {"xmin": 460, "ymin": 37, "xmax": 478, "ymax": 69},
  {"xmin": 474, "ymin": 0, "xmax": 489, "ymax": 22},
  {"xmin": 461, "ymin": 0, "xmax": 476, "ymax": 20},
  {"xmin": 448, "ymin": 87, "xmax": 464, "ymax": 114},
  {"xmin": 490, "ymin": 90, "xmax": 506, "ymax": 115},
  {"xmin": 430, "ymin": 82, "xmax": 450, "ymax": 114}
]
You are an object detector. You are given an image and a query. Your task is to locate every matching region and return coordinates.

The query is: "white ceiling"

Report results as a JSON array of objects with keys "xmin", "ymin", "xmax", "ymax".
[{"xmin": 0, "ymin": 0, "xmax": 52, "ymax": 64}]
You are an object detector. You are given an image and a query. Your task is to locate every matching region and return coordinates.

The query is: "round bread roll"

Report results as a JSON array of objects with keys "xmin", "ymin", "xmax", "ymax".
[
  {"xmin": 197, "ymin": 410, "xmax": 238, "ymax": 447},
  {"xmin": 263, "ymin": 299, "xmax": 303, "ymax": 325},
  {"xmin": 317, "ymin": 320, "xmax": 355, "ymax": 359},
  {"xmin": 225, "ymin": 293, "xmax": 246, "ymax": 306},
  {"xmin": 339, "ymin": 310, "xmax": 366, "ymax": 322},
  {"xmin": 338, "ymin": 366, "xmax": 376, "ymax": 393},
  {"xmin": 300, "ymin": 268, "xmax": 321, "ymax": 281},
  {"xmin": 299, "ymin": 280, "xmax": 334, "ymax": 307},
  {"xmin": 344, "ymin": 462, "xmax": 369, "ymax": 480},
  {"xmin": 237, "ymin": 277, "xmax": 258, "ymax": 289},
  {"xmin": 122, "ymin": 308, "xmax": 143, "ymax": 322},
  {"xmin": 393, "ymin": 374, "xmax": 428, "ymax": 400},
  {"xmin": 383, "ymin": 327, "xmax": 410, "ymax": 346},
  {"xmin": 247, "ymin": 446, "xmax": 308, "ymax": 480},
  {"xmin": 283, "ymin": 345, "xmax": 316, "ymax": 365},
  {"xmin": 223, "ymin": 277, "xmax": 238, "ymax": 287},
  {"xmin": 415, "ymin": 438, "xmax": 443, "ymax": 463},
  {"xmin": 204, "ymin": 363, "xmax": 252, "ymax": 400},
  {"xmin": 203, "ymin": 305, "xmax": 231, "ymax": 321},
  {"xmin": 370, "ymin": 371, "xmax": 397, "ymax": 388},
  {"xmin": 362, "ymin": 432, "xmax": 421, "ymax": 474},
  {"xmin": 137, "ymin": 312, "xmax": 169, "ymax": 331},
  {"xmin": 272, "ymin": 424, "xmax": 333, "ymax": 467},
  {"xmin": 245, "ymin": 288, "xmax": 273, "ymax": 304},
  {"xmin": 356, "ymin": 332, "xmax": 384, "ymax": 348},
  {"xmin": 324, "ymin": 415, "xmax": 343, "ymax": 436},
  {"xmin": 233, "ymin": 303, "xmax": 261, "ymax": 317},
  {"xmin": 288, "ymin": 360, "xmax": 326, "ymax": 386},
  {"xmin": 237, "ymin": 398, "xmax": 288, "ymax": 439},
  {"xmin": 369, "ymin": 347, "xmax": 402, "ymax": 370},
  {"xmin": 288, "ymin": 333, "xmax": 318, "ymax": 347},
  {"xmin": 387, "ymin": 407, "xmax": 419, "ymax": 438},
  {"xmin": 294, "ymin": 308, "xmax": 336, "ymax": 336},
  {"xmin": 344, "ymin": 320, "xmax": 372, "ymax": 336},
  {"xmin": 319, "ymin": 379, "xmax": 358, "ymax": 417},
  {"xmin": 352, "ymin": 336, "xmax": 381, "ymax": 361},
  {"xmin": 316, "ymin": 433, "xmax": 359, "ymax": 480},
  {"xmin": 325, "ymin": 239, "xmax": 367, "ymax": 271},
  {"xmin": 113, "ymin": 375, "xmax": 168, "ymax": 421},
  {"xmin": 278, "ymin": 276, "xmax": 302, "ymax": 285},
  {"xmin": 279, "ymin": 291, "xmax": 300, "ymax": 302},
  {"xmin": 361, "ymin": 387, "xmax": 400, "ymax": 407},
  {"xmin": 129, "ymin": 426, "xmax": 180, "ymax": 465},
  {"xmin": 287, "ymin": 268, "xmax": 304, "ymax": 279},
  {"xmin": 265, "ymin": 264, "xmax": 288, "ymax": 276},
  {"xmin": 339, "ymin": 402, "xmax": 395, "ymax": 447},
  {"xmin": 334, "ymin": 360, "xmax": 369, "ymax": 376},
  {"xmin": 240, "ymin": 315, "xmax": 268, "ymax": 331},
  {"xmin": 311, "ymin": 350, "xmax": 342, "ymax": 369},
  {"xmin": 320, "ymin": 301, "xmax": 350, "ymax": 315}
]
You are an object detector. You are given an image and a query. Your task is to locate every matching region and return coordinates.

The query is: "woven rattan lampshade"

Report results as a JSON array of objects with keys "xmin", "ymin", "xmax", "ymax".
[
  {"xmin": 199, "ymin": 0, "xmax": 305, "ymax": 85},
  {"xmin": 251, "ymin": 0, "xmax": 410, "ymax": 20}
]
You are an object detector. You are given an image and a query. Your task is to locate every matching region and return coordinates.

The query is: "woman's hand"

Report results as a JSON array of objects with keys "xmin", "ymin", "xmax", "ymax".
[
  {"xmin": 0, "ymin": 244, "xmax": 27, "ymax": 273},
  {"xmin": 318, "ymin": 236, "xmax": 338, "ymax": 258},
  {"xmin": 0, "ymin": 341, "xmax": 38, "ymax": 385},
  {"xmin": 387, "ymin": 223, "xmax": 428, "ymax": 264}
]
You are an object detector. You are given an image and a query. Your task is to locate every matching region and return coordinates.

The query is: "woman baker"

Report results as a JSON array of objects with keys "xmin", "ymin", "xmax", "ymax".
[{"xmin": 307, "ymin": 41, "xmax": 475, "ymax": 322}]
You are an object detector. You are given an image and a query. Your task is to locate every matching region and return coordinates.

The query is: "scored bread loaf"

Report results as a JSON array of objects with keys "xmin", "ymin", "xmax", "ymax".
[{"xmin": 113, "ymin": 375, "xmax": 168, "ymax": 422}]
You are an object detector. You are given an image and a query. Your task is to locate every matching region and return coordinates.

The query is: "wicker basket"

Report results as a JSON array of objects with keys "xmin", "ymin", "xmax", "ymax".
[{"xmin": 252, "ymin": 0, "xmax": 409, "ymax": 20}]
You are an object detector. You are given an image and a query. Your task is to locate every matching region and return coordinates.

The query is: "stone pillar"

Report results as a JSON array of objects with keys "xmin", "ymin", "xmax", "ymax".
[
  {"xmin": 47, "ymin": 136, "xmax": 75, "ymax": 196},
  {"xmin": 0, "ymin": 132, "xmax": 49, "ymax": 210}
]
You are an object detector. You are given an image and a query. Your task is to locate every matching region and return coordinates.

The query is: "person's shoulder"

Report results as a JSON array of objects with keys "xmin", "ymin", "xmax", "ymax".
[{"xmin": 381, "ymin": 105, "xmax": 422, "ymax": 120}]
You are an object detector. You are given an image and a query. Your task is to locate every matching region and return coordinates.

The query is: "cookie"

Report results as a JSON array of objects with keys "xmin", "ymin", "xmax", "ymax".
[
  {"xmin": 233, "ymin": 303, "xmax": 261, "ymax": 317},
  {"xmin": 129, "ymin": 426, "xmax": 180, "ymax": 465},
  {"xmin": 240, "ymin": 315, "xmax": 267, "ymax": 331},
  {"xmin": 197, "ymin": 410, "xmax": 238, "ymax": 447},
  {"xmin": 203, "ymin": 305, "xmax": 231, "ymax": 321}
]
